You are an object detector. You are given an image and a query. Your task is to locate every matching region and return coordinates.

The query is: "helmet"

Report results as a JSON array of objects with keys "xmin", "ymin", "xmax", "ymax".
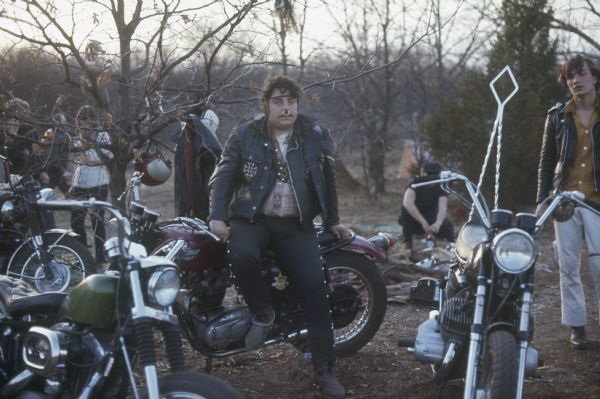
[{"xmin": 134, "ymin": 151, "xmax": 172, "ymax": 186}]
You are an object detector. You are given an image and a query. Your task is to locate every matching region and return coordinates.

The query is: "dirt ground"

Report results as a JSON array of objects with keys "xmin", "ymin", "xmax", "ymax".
[{"xmin": 135, "ymin": 181, "xmax": 600, "ymax": 398}]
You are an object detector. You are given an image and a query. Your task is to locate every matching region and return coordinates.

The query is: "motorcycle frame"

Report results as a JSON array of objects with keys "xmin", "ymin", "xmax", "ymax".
[{"xmin": 35, "ymin": 198, "xmax": 182, "ymax": 399}]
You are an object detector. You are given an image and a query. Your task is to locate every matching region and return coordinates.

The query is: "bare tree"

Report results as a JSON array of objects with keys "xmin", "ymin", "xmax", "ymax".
[
  {"xmin": 549, "ymin": 0, "xmax": 600, "ymax": 54},
  {"xmin": 315, "ymin": 0, "xmax": 462, "ymax": 198},
  {"xmin": 0, "ymin": 0, "xmax": 268, "ymax": 202}
]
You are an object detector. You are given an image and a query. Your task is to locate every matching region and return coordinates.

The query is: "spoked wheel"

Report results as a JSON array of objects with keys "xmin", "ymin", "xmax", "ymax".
[
  {"xmin": 7, "ymin": 233, "xmax": 96, "ymax": 292},
  {"xmin": 324, "ymin": 251, "xmax": 387, "ymax": 357},
  {"xmin": 476, "ymin": 330, "xmax": 518, "ymax": 399}
]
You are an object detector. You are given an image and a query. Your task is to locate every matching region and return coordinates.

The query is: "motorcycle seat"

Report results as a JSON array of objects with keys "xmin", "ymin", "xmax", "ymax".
[{"xmin": 0, "ymin": 275, "xmax": 66, "ymax": 317}]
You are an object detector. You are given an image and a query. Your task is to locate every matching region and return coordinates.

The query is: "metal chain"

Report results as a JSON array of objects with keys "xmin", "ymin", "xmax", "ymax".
[
  {"xmin": 469, "ymin": 119, "xmax": 498, "ymax": 222},
  {"xmin": 469, "ymin": 66, "xmax": 519, "ymax": 220},
  {"xmin": 494, "ymin": 117, "xmax": 503, "ymax": 209}
]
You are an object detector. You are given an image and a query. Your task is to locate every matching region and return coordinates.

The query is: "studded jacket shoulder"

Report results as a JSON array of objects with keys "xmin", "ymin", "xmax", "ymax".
[{"xmin": 208, "ymin": 114, "xmax": 340, "ymax": 228}]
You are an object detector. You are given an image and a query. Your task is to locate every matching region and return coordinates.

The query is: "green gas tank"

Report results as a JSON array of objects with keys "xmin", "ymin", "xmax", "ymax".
[{"xmin": 58, "ymin": 273, "xmax": 119, "ymax": 328}]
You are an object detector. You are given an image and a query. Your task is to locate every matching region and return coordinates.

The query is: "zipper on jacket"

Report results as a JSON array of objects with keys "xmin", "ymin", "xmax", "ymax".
[
  {"xmin": 558, "ymin": 114, "xmax": 570, "ymax": 189},
  {"xmin": 592, "ymin": 118, "xmax": 600, "ymax": 193},
  {"xmin": 285, "ymin": 139, "xmax": 303, "ymax": 224}
]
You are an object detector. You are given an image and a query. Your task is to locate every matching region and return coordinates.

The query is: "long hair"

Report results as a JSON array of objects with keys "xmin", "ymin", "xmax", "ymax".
[{"xmin": 557, "ymin": 55, "xmax": 600, "ymax": 91}]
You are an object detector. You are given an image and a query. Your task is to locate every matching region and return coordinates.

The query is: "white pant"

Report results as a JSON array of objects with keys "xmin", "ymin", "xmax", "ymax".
[{"xmin": 554, "ymin": 207, "xmax": 600, "ymax": 326}]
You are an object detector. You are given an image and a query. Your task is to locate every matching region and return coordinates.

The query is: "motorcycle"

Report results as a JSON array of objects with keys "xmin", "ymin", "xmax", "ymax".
[
  {"xmin": 399, "ymin": 171, "xmax": 599, "ymax": 399},
  {"xmin": 0, "ymin": 197, "xmax": 244, "ymax": 398},
  {"xmin": 0, "ymin": 154, "xmax": 96, "ymax": 293},
  {"xmin": 119, "ymin": 171, "xmax": 393, "ymax": 366}
]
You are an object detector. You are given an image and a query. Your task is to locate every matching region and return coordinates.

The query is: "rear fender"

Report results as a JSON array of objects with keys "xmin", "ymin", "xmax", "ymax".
[{"xmin": 326, "ymin": 235, "xmax": 388, "ymax": 263}]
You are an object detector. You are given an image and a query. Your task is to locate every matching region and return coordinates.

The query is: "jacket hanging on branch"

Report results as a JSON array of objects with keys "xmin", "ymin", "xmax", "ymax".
[{"xmin": 174, "ymin": 110, "xmax": 221, "ymax": 219}]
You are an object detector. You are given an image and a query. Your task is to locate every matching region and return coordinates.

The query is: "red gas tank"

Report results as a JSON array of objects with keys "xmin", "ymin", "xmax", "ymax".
[{"xmin": 153, "ymin": 217, "xmax": 227, "ymax": 272}]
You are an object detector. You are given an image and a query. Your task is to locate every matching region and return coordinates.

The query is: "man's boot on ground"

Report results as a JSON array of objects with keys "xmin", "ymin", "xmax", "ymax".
[
  {"xmin": 570, "ymin": 326, "xmax": 587, "ymax": 349},
  {"xmin": 245, "ymin": 310, "xmax": 275, "ymax": 350},
  {"xmin": 314, "ymin": 363, "xmax": 346, "ymax": 398}
]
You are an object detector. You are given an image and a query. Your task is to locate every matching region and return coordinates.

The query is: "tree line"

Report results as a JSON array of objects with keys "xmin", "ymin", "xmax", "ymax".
[{"xmin": 0, "ymin": 0, "xmax": 597, "ymax": 209}]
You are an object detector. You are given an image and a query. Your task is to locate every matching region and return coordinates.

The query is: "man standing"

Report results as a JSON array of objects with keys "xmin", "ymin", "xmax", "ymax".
[
  {"xmin": 208, "ymin": 75, "xmax": 350, "ymax": 397},
  {"xmin": 399, "ymin": 162, "xmax": 454, "ymax": 256},
  {"xmin": 536, "ymin": 55, "xmax": 600, "ymax": 349}
]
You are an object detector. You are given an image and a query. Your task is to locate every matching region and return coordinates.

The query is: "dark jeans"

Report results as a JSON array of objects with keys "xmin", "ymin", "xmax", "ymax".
[
  {"xmin": 228, "ymin": 216, "xmax": 335, "ymax": 366},
  {"xmin": 70, "ymin": 185, "xmax": 109, "ymax": 261},
  {"xmin": 400, "ymin": 207, "xmax": 454, "ymax": 248}
]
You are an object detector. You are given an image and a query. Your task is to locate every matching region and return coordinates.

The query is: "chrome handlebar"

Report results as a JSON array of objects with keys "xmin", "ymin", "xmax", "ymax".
[
  {"xmin": 410, "ymin": 171, "xmax": 600, "ymax": 236},
  {"xmin": 37, "ymin": 197, "xmax": 132, "ymax": 257},
  {"xmin": 411, "ymin": 171, "xmax": 493, "ymax": 229}
]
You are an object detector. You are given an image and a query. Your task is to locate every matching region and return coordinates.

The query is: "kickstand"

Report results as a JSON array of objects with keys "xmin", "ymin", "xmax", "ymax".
[{"xmin": 204, "ymin": 357, "xmax": 212, "ymax": 374}]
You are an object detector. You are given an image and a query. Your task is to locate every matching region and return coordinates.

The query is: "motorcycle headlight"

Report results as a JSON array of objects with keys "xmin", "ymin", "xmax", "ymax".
[
  {"xmin": 147, "ymin": 267, "xmax": 181, "ymax": 307},
  {"xmin": 493, "ymin": 228, "xmax": 537, "ymax": 274},
  {"xmin": 22, "ymin": 327, "xmax": 67, "ymax": 377},
  {"xmin": 0, "ymin": 200, "xmax": 14, "ymax": 221}
]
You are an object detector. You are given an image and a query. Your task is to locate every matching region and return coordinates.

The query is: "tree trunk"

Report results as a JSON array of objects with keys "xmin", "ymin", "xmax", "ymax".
[
  {"xmin": 368, "ymin": 139, "xmax": 386, "ymax": 198},
  {"xmin": 110, "ymin": 158, "xmax": 128, "ymax": 209}
]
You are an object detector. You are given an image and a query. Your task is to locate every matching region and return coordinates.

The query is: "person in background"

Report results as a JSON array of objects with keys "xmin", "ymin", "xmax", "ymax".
[
  {"xmin": 399, "ymin": 161, "xmax": 454, "ymax": 258},
  {"xmin": 536, "ymin": 55, "xmax": 600, "ymax": 349},
  {"xmin": 68, "ymin": 105, "xmax": 113, "ymax": 264},
  {"xmin": 1, "ymin": 98, "xmax": 55, "ymax": 227}
]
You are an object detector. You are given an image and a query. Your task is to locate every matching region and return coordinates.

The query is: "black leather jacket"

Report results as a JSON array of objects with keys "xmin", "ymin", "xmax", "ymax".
[
  {"xmin": 536, "ymin": 101, "xmax": 600, "ymax": 204},
  {"xmin": 208, "ymin": 114, "xmax": 340, "ymax": 228}
]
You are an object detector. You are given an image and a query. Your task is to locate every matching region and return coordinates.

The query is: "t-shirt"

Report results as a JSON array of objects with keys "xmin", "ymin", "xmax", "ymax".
[
  {"xmin": 72, "ymin": 130, "xmax": 113, "ymax": 188},
  {"xmin": 407, "ymin": 175, "xmax": 447, "ymax": 214}
]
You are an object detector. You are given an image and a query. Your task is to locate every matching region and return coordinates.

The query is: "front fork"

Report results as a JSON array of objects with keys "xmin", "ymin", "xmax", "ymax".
[
  {"xmin": 463, "ymin": 274, "xmax": 487, "ymax": 399},
  {"xmin": 26, "ymin": 207, "xmax": 56, "ymax": 279},
  {"xmin": 127, "ymin": 260, "xmax": 185, "ymax": 399},
  {"xmin": 515, "ymin": 280, "xmax": 533, "ymax": 399}
]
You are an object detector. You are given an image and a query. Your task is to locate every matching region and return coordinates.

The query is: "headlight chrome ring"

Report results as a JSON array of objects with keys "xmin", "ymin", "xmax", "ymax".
[
  {"xmin": 493, "ymin": 228, "xmax": 537, "ymax": 274},
  {"xmin": 147, "ymin": 267, "xmax": 181, "ymax": 307}
]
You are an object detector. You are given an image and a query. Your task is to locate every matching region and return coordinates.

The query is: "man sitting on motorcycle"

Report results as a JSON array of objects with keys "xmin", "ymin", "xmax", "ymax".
[
  {"xmin": 208, "ymin": 75, "xmax": 351, "ymax": 398},
  {"xmin": 399, "ymin": 161, "xmax": 455, "ymax": 258}
]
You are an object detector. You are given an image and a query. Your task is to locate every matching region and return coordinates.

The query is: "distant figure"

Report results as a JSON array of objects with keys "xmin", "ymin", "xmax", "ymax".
[
  {"xmin": 68, "ymin": 105, "xmax": 113, "ymax": 264},
  {"xmin": 536, "ymin": 55, "xmax": 600, "ymax": 349},
  {"xmin": 37, "ymin": 110, "xmax": 72, "ymax": 194},
  {"xmin": 2, "ymin": 97, "xmax": 55, "ymax": 228},
  {"xmin": 1, "ymin": 98, "xmax": 38, "ymax": 176},
  {"xmin": 399, "ymin": 162, "xmax": 454, "ymax": 255}
]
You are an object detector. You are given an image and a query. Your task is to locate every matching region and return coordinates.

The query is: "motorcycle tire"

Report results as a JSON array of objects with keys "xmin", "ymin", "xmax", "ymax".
[
  {"xmin": 6, "ymin": 233, "xmax": 96, "ymax": 293},
  {"xmin": 476, "ymin": 330, "xmax": 518, "ymax": 399},
  {"xmin": 142, "ymin": 371, "xmax": 245, "ymax": 399},
  {"xmin": 325, "ymin": 251, "xmax": 387, "ymax": 357}
]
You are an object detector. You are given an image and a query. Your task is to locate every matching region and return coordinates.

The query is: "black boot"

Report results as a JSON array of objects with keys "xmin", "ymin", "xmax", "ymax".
[
  {"xmin": 570, "ymin": 326, "xmax": 587, "ymax": 349},
  {"xmin": 245, "ymin": 310, "xmax": 274, "ymax": 350},
  {"xmin": 314, "ymin": 363, "xmax": 346, "ymax": 398}
]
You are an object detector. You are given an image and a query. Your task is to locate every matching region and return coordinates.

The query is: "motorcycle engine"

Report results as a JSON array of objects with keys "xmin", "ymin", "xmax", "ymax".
[
  {"xmin": 414, "ymin": 312, "xmax": 445, "ymax": 364},
  {"xmin": 199, "ymin": 307, "xmax": 252, "ymax": 351},
  {"xmin": 439, "ymin": 287, "xmax": 473, "ymax": 336}
]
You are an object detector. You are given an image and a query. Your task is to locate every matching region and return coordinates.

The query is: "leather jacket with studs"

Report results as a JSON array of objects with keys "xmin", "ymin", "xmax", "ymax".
[{"xmin": 208, "ymin": 114, "xmax": 340, "ymax": 228}]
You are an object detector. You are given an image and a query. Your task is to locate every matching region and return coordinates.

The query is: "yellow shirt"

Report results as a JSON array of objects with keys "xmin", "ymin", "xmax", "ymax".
[{"xmin": 563, "ymin": 96, "xmax": 600, "ymax": 204}]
